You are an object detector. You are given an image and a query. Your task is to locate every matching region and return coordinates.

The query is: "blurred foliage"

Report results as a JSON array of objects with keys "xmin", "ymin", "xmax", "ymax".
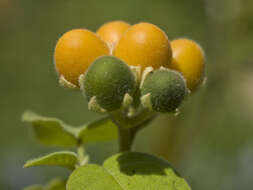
[{"xmin": 0, "ymin": 0, "xmax": 253, "ymax": 189}]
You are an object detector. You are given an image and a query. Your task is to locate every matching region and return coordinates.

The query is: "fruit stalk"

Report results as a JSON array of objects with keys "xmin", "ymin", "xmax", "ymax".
[
  {"xmin": 117, "ymin": 126, "xmax": 134, "ymax": 152},
  {"xmin": 110, "ymin": 109, "xmax": 157, "ymax": 152}
]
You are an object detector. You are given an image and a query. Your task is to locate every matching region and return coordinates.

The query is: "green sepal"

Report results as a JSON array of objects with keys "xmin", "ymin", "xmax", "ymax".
[{"xmin": 24, "ymin": 151, "xmax": 78, "ymax": 170}]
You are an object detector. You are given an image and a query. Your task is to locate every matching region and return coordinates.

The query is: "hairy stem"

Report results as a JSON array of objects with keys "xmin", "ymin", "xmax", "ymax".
[
  {"xmin": 111, "ymin": 108, "xmax": 156, "ymax": 129},
  {"xmin": 110, "ymin": 109, "xmax": 157, "ymax": 152},
  {"xmin": 77, "ymin": 144, "xmax": 89, "ymax": 167},
  {"xmin": 117, "ymin": 126, "xmax": 133, "ymax": 152}
]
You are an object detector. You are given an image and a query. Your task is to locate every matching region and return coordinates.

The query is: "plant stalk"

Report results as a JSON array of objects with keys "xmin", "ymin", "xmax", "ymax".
[
  {"xmin": 77, "ymin": 144, "xmax": 89, "ymax": 167},
  {"xmin": 117, "ymin": 126, "xmax": 133, "ymax": 152},
  {"xmin": 110, "ymin": 109, "xmax": 157, "ymax": 152}
]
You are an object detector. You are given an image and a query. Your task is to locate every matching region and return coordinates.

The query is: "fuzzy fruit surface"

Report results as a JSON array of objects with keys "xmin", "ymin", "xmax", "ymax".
[
  {"xmin": 170, "ymin": 38, "xmax": 205, "ymax": 91},
  {"xmin": 114, "ymin": 22, "xmax": 172, "ymax": 71},
  {"xmin": 97, "ymin": 21, "xmax": 130, "ymax": 50},
  {"xmin": 141, "ymin": 70, "xmax": 186, "ymax": 113},
  {"xmin": 83, "ymin": 56, "xmax": 136, "ymax": 111},
  {"xmin": 54, "ymin": 29, "xmax": 110, "ymax": 86}
]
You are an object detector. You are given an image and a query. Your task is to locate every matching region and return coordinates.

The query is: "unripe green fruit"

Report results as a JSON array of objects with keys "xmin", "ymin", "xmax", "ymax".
[
  {"xmin": 141, "ymin": 69, "xmax": 186, "ymax": 113},
  {"xmin": 83, "ymin": 56, "xmax": 136, "ymax": 111}
]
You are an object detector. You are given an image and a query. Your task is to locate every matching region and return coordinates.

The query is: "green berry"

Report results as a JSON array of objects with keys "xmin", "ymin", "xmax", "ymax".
[
  {"xmin": 82, "ymin": 56, "xmax": 136, "ymax": 111},
  {"xmin": 141, "ymin": 69, "xmax": 186, "ymax": 113}
]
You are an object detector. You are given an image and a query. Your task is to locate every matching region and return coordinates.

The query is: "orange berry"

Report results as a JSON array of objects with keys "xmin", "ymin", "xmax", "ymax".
[
  {"xmin": 96, "ymin": 21, "xmax": 130, "ymax": 50},
  {"xmin": 54, "ymin": 29, "xmax": 110, "ymax": 86},
  {"xmin": 170, "ymin": 38, "xmax": 205, "ymax": 91},
  {"xmin": 114, "ymin": 22, "xmax": 172, "ymax": 71}
]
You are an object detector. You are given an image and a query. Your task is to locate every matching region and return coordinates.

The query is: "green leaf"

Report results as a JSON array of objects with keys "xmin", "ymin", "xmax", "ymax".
[
  {"xmin": 46, "ymin": 178, "xmax": 66, "ymax": 190},
  {"xmin": 22, "ymin": 111, "xmax": 78, "ymax": 147},
  {"xmin": 24, "ymin": 151, "xmax": 78, "ymax": 170},
  {"xmin": 23, "ymin": 185, "xmax": 44, "ymax": 190},
  {"xmin": 24, "ymin": 178, "xmax": 66, "ymax": 190},
  {"xmin": 67, "ymin": 152, "xmax": 191, "ymax": 190},
  {"xmin": 22, "ymin": 111, "xmax": 118, "ymax": 147},
  {"xmin": 67, "ymin": 164, "xmax": 124, "ymax": 190},
  {"xmin": 77, "ymin": 117, "xmax": 118, "ymax": 144},
  {"xmin": 103, "ymin": 152, "xmax": 191, "ymax": 190}
]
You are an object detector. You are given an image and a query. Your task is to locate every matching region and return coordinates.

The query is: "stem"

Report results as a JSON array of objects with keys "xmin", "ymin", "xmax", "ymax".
[
  {"xmin": 77, "ymin": 144, "xmax": 89, "ymax": 167},
  {"xmin": 131, "ymin": 114, "xmax": 157, "ymax": 138},
  {"xmin": 110, "ymin": 109, "xmax": 157, "ymax": 152},
  {"xmin": 117, "ymin": 126, "xmax": 133, "ymax": 152},
  {"xmin": 77, "ymin": 145, "xmax": 85, "ymax": 161},
  {"xmin": 111, "ymin": 108, "xmax": 156, "ymax": 129}
]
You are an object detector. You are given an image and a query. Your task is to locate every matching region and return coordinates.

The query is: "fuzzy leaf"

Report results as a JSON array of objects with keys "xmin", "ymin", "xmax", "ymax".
[
  {"xmin": 22, "ymin": 111, "xmax": 77, "ymax": 147},
  {"xmin": 67, "ymin": 165, "xmax": 123, "ymax": 190},
  {"xmin": 67, "ymin": 152, "xmax": 191, "ymax": 190},
  {"xmin": 77, "ymin": 117, "xmax": 118, "ymax": 144},
  {"xmin": 24, "ymin": 151, "xmax": 78, "ymax": 170},
  {"xmin": 46, "ymin": 178, "xmax": 66, "ymax": 190},
  {"xmin": 103, "ymin": 152, "xmax": 191, "ymax": 190},
  {"xmin": 23, "ymin": 185, "xmax": 44, "ymax": 190},
  {"xmin": 22, "ymin": 111, "xmax": 118, "ymax": 147},
  {"xmin": 24, "ymin": 178, "xmax": 66, "ymax": 190}
]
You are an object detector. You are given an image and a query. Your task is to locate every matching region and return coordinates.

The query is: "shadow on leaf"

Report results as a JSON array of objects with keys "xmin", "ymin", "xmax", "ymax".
[{"xmin": 108, "ymin": 152, "xmax": 180, "ymax": 176}]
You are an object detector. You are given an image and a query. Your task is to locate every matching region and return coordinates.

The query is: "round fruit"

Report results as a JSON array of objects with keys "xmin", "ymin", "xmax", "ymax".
[
  {"xmin": 54, "ymin": 29, "xmax": 110, "ymax": 86},
  {"xmin": 141, "ymin": 69, "xmax": 186, "ymax": 113},
  {"xmin": 83, "ymin": 56, "xmax": 136, "ymax": 111},
  {"xmin": 114, "ymin": 22, "xmax": 172, "ymax": 71},
  {"xmin": 96, "ymin": 21, "xmax": 130, "ymax": 50},
  {"xmin": 170, "ymin": 38, "xmax": 205, "ymax": 91}
]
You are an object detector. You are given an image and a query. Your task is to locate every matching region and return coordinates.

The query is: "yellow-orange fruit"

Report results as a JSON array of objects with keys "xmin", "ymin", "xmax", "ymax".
[
  {"xmin": 114, "ymin": 22, "xmax": 172, "ymax": 71},
  {"xmin": 170, "ymin": 38, "xmax": 205, "ymax": 91},
  {"xmin": 96, "ymin": 21, "xmax": 130, "ymax": 50},
  {"xmin": 54, "ymin": 29, "xmax": 110, "ymax": 86}
]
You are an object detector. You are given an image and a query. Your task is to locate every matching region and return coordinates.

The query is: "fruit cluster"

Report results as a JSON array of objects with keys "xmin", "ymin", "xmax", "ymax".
[{"xmin": 54, "ymin": 21, "xmax": 205, "ymax": 113}]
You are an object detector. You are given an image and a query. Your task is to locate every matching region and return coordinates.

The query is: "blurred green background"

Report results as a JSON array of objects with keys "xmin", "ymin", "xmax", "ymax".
[{"xmin": 1, "ymin": 0, "xmax": 253, "ymax": 189}]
